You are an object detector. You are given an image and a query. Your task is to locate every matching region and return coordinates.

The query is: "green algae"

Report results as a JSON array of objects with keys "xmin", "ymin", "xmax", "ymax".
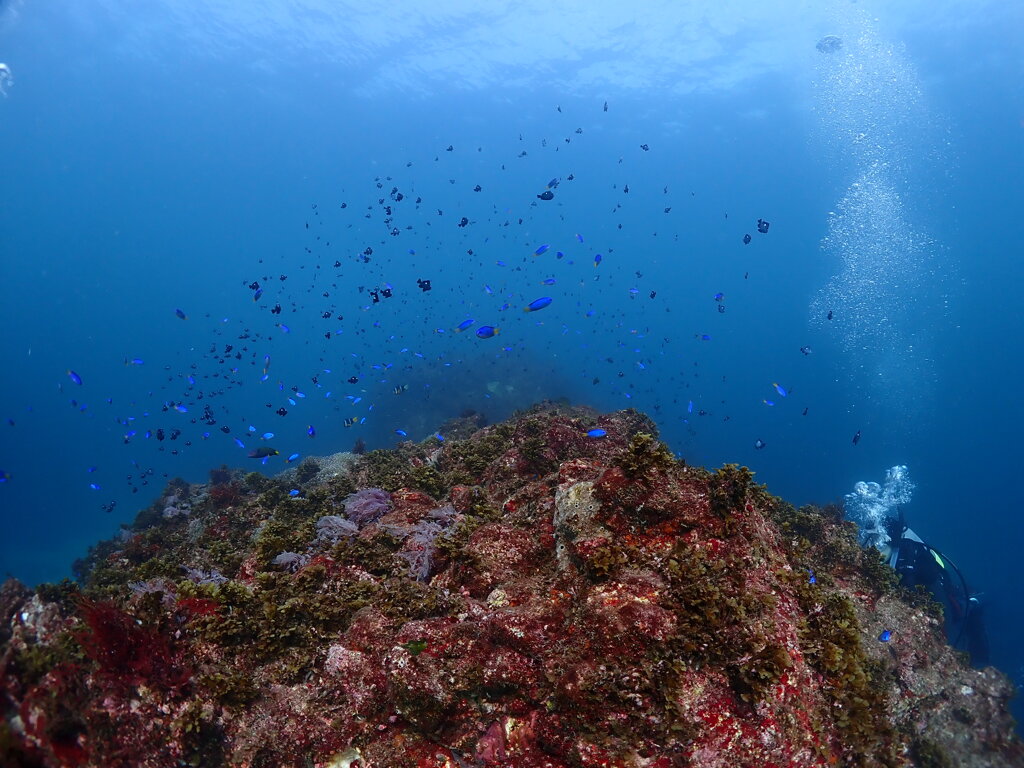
[{"xmin": 615, "ymin": 432, "xmax": 675, "ymax": 478}]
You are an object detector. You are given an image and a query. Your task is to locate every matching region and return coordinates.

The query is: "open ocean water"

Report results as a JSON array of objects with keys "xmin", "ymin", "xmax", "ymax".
[{"xmin": 1, "ymin": 0, "xmax": 1022, "ymax": 726}]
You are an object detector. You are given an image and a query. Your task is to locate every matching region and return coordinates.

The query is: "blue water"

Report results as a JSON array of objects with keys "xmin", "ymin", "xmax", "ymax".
[{"xmin": 1, "ymin": 0, "xmax": 1022, "ymax": 714}]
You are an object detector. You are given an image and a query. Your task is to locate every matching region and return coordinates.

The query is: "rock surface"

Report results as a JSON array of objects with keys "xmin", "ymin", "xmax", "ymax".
[{"xmin": 0, "ymin": 403, "xmax": 1020, "ymax": 767}]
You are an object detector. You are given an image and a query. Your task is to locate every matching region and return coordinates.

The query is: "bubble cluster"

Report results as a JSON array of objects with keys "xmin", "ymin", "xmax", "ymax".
[
  {"xmin": 0, "ymin": 63, "xmax": 12, "ymax": 97},
  {"xmin": 843, "ymin": 464, "xmax": 916, "ymax": 550},
  {"xmin": 810, "ymin": 8, "xmax": 942, "ymax": 407}
]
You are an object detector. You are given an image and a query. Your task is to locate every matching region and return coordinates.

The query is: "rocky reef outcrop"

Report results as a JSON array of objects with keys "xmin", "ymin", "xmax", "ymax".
[{"xmin": 0, "ymin": 403, "xmax": 1020, "ymax": 767}]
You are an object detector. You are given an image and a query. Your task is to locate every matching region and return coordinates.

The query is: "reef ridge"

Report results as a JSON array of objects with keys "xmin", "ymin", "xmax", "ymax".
[{"xmin": 0, "ymin": 403, "xmax": 1020, "ymax": 767}]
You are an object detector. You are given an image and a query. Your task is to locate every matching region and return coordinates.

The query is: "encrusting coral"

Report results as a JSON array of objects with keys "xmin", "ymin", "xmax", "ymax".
[{"xmin": 0, "ymin": 403, "xmax": 1020, "ymax": 768}]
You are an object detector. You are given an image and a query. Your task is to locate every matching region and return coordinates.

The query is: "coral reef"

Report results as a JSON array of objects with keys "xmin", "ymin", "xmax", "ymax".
[{"xmin": 0, "ymin": 403, "xmax": 1021, "ymax": 768}]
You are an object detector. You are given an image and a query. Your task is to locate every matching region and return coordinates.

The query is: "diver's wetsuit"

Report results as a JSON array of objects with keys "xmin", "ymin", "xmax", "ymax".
[{"xmin": 888, "ymin": 526, "xmax": 990, "ymax": 666}]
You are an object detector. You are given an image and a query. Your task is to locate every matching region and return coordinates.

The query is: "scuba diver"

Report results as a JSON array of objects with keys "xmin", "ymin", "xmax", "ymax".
[
  {"xmin": 844, "ymin": 466, "xmax": 989, "ymax": 666},
  {"xmin": 880, "ymin": 511, "xmax": 989, "ymax": 666}
]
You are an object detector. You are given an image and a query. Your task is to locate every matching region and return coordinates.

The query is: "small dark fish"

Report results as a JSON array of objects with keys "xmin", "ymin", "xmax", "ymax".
[
  {"xmin": 248, "ymin": 447, "xmax": 279, "ymax": 459},
  {"xmin": 827, "ymin": 310, "xmax": 833, "ymax": 320},
  {"xmin": 852, "ymin": 430, "xmax": 861, "ymax": 445},
  {"xmin": 742, "ymin": 233, "xmax": 751, "ymax": 245},
  {"xmin": 347, "ymin": 376, "xmax": 359, "ymax": 384},
  {"xmin": 393, "ymin": 384, "xmax": 408, "ymax": 395},
  {"xmin": 754, "ymin": 439, "xmax": 766, "ymax": 450},
  {"xmin": 757, "ymin": 218, "xmax": 770, "ymax": 234},
  {"xmin": 537, "ymin": 190, "xmax": 554, "ymax": 201},
  {"xmin": 800, "ymin": 346, "xmax": 812, "ymax": 355}
]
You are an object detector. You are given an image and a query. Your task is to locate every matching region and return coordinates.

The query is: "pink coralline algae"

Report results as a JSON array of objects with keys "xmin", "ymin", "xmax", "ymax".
[{"xmin": 0, "ymin": 403, "xmax": 1022, "ymax": 768}]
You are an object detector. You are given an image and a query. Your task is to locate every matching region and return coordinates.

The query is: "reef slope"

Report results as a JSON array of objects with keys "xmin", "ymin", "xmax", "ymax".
[{"xmin": 1, "ymin": 404, "xmax": 1020, "ymax": 767}]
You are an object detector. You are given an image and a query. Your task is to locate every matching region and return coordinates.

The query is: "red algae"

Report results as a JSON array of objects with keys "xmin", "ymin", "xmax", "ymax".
[{"xmin": 0, "ymin": 403, "xmax": 1021, "ymax": 767}]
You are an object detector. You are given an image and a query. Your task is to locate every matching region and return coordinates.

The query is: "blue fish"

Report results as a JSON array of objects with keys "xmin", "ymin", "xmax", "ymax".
[
  {"xmin": 0, "ymin": 470, "xmax": 10, "ymax": 483},
  {"xmin": 307, "ymin": 425, "xmax": 316, "ymax": 437},
  {"xmin": 593, "ymin": 253, "xmax": 602, "ymax": 267},
  {"xmin": 261, "ymin": 432, "xmax": 274, "ymax": 440},
  {"xmin": 763, "ymin": 399, "xmax": 775, "ymax": 407},
  {"xmin": 67, "ymin": 370, "xmax": 82, "ymax": 386},
  {"xmin": 287, "ymin": 453, "xmax": 300, "ymax": 463},
  {"xmin": 234, "ymin": 438, "xmax": 245, "ymax": 448},
  {"xmin": 434, "ymin": 432, "xmax": 445, "ymax": 442},
  {"xmin": 288, "ymin": 489, "xmax": 300, "ymax": 497},
  {"xmin": 878, "ymin": 630, "xmax": 892, "ymax": 643},
  {"xmin": 576, "ymin": 233, "xmax": 584, "ymax": 243},
  {"xmin": 586, "ymin": 428, "xmax": 607, "ymax": 438},
  {"xmin": 534, "ymin": 244, "xmax": 550, "ymax": 256},
  {"xmin": 454, "ymin": 319, "xmax": 475, "ymax": 333},
  {"xmin": 475, "ymin": 326, "xmax": 499, "ymax": 339},
  {"xmin": 253, "ymin": 288, "xmax": 263, "ymax": 302},
  {"xmin": 772, "ymin": 382, "xmax": 788, "ymax": 397},
  {"xmin": 175, "ymin": 308, "xmax": 187, "ymax": 320},
  {"xmin": 89, "ymin": 483, "xmax": 100, "ymax": 491},
  {"xmin": 124, "ymin": 358, "xmax": 144, "ymax": 366},
  {"xmin": 524, "ymin": 297, "xmax": 553, "ymax": 312},
  {"xmin": 808, "ymin": 569, "xmax": 816, "ymax": 585},
  {"xmin": 540, "ymin": 278, "xmax": 557, "ymax": 286},
  {"xmin": 395, "ymin": 429, "xmax": 408, "ymax": 436}
]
